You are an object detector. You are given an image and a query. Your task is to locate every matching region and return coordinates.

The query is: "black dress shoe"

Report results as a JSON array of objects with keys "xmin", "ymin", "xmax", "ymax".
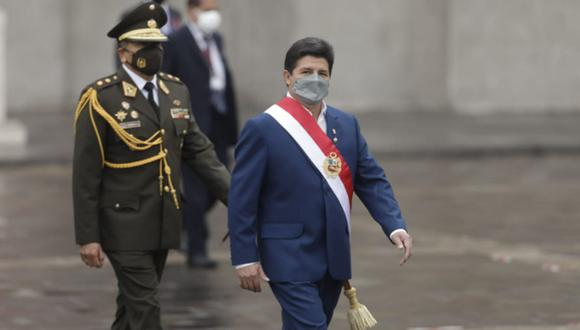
[{"xmin": 187, "ymin": 255, "xmax": 218, "ymax": 269}]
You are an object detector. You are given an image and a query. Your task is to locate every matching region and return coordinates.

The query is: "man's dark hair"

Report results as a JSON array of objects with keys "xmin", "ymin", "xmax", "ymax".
[
  {"xmin": 284, "ymin": 37, "xmax": 334, "ymax": 75},
  {"xmin": 187, "ymin": 0, "xmax": 201, "ymax": 8}
]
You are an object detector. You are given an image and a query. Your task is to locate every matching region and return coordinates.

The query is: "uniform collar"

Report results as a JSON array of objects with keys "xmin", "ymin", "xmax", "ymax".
[{"xmin": 122, "ymin": 64, "xmax": 158, "ymax": 92}]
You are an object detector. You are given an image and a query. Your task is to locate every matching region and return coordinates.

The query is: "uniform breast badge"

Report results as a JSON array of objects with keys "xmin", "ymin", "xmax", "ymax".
[
  {"xmin": 115, "ymin": 110, "xmax": 128, "ymax": 122},
  {"xmin": 130, "ymin": 110, "xmax": 139, "ymax": 119},
  {"xmin": 323, "ymin": 152, "xmax": 342, "ymax": 178},
  {"xmin": 122, "ymin": 81, "xmax": 138, "ymax": 98}
]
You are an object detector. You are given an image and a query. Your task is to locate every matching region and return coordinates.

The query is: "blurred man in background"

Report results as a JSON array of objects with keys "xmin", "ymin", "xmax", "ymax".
[{"xmin": 163, "ymin": 0, "xmax": 238, "ymax": 268}]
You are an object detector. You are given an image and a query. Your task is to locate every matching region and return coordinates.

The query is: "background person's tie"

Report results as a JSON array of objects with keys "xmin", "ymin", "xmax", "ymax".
[
  {"xmin": 202, "ymin": 35, "xmax": 213, "ymax": 71},
  {"xmin": 202, "ymin": 36, "xmax": 227, "ymax": 114}
]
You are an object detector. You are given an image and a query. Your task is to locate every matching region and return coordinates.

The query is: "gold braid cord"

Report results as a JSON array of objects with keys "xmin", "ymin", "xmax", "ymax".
[{"xmin": 74, "ymin": 88, "xmax": 180, "ymax": 209}]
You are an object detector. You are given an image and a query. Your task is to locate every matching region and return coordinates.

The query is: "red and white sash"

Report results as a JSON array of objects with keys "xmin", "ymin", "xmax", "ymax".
[{"xmin": 265, "ymin": 97, "xmax": 354, "ymax": 231}]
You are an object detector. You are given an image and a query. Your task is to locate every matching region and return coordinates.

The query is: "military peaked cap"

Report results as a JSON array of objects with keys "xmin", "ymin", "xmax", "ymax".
[{"xmin": 107, "ymin": 2, "xmax": 168, "ymax": 42}]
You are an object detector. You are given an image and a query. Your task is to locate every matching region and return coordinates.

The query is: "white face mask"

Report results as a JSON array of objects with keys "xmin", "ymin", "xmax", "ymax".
[{"xmin": 197, "ymin": 10, "xmax": 221, "ymax": 34}]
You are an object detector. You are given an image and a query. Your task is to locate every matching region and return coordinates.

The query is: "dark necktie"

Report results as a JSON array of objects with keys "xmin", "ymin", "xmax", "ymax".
[
  {"xmin": 144, "ymin": 82, "xmax": 159, "ymax": 116},
  {"xmin": 202, "ymin": 35, "xmax": 213, "ymax": 72},
  {"xmin": 202, "ymin": 35, "xmax": 227, "ymax": 114}
]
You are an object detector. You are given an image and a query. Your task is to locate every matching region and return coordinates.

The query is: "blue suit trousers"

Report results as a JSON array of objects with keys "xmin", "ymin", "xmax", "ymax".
[{"xmin": 269, "ymin": 274, "xmax": 343, "ymax": 330}]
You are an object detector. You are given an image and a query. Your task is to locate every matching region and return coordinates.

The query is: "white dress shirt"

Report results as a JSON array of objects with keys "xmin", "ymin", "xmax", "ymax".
[
  {"xmin": 187, "ymin": 22, "xmax": 226, "ymax": 92},
  {"xmin": 123, "ymin": 64, "xmax": 159, "ymax": 106},
  {"xmin": 286, "ymin": 92, "xmax": 328, "ymax": 132}
]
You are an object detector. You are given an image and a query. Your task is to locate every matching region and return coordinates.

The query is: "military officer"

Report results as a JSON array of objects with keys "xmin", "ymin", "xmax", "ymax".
[{"xmin": 72, "ymin": 2, "xmax": 230, "ymax": 329}]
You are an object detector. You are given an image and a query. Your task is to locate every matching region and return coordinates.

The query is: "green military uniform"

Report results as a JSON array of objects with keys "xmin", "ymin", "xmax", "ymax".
[
  {"xmin": 73, "ymin": 68, "xmax": 228, "ymax": 250},
  {"xmin": 72, "ymin": 2, "xmax": 230, "ymax": 329}
]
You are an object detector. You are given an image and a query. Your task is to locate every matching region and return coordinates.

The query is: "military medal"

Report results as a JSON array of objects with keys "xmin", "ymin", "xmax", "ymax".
[
  {"xmin": 171, "ymin": 108, "xmax": 190, "ymax": 119},
  {"xmin": 121, "ymin": 101, "xmax": 130, "ymax": 110},
  {"xmin": 322, "ymin": 152, "xmax": 342, "ymax": 178},
  {"xmin": 115, "ymin": 110, "xmax": 128, "ymax": 122},
  {"xmin": 130, "ymin": 110, "xmax": 139, "ymax": 119}
]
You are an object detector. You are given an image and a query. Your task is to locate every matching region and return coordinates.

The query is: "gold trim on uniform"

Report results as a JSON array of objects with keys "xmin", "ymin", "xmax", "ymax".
[
  {"xmin": 322, "ymin": 152, "xmax": 342, "ymax": 178},
  {"xmin": 74, "ymin": 88, "xmax": 181, "ymax": 210},
  {"xmin": 118, "ymin": 28, "xmax": 168, "ymax": 42},
  {"xmin": 159, "ymin": 80, "xmax": 170, "ymax": 95},
  {"xmin": 122, "ymin": 81, "xmax": 138, "ymax": 98}
]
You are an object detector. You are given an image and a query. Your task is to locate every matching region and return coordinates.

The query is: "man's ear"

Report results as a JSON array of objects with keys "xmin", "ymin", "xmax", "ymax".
[
  {"xmin": 283, "ymin": 70, "xmax": 291, "ymax": 87},
  {"xmin": 117, "ymin": 48, "xmax": 125, "ymax": 64}
]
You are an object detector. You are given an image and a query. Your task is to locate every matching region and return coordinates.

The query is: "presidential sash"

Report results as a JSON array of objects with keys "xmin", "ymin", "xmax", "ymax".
[{"xmin": 265, "ymin": 97, "xmax": 354, "ymax": 231}]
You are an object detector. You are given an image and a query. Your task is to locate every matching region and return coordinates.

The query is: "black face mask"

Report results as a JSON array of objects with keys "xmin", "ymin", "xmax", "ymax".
[{"xmin": 126, "ymin": 44, "xmax": 164, "ymax": 76}]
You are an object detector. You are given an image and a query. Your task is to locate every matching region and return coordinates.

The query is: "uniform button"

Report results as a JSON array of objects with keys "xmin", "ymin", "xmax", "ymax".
[
  {"xmin": 114, "ymin": 203, "xmax": 120, "ymax": 209},
  {"xmin": 164, "ymin": 148, "xmax": 168, "ymax": 153},
  {"xmin": 182, "ymin": 129, "xmax": 187, "ymax": 134},
  {"xmin": 164, "ymin": 186, "xmax": 170, "ymax": 192},
  {"xmin": 160, "ymin": 129, "xmax": 165, "ymax": 135}
]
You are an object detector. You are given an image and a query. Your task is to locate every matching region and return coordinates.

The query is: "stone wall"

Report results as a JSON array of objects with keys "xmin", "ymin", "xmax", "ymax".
[{"xmin": 1, "ymin": 0, "xmax": 579, "ymax": 115}]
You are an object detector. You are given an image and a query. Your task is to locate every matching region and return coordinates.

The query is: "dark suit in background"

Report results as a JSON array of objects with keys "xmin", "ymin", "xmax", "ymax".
[{"xmin": 163, "ymin": 23, "xmax": 238, "ymax": 266}]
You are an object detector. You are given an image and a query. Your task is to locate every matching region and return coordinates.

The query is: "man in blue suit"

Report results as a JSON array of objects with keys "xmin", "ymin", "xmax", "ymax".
[
  {"xmin": 228, "ymin": 37, "xmax": 413, "ymax": 329},
  {"xmin": 163, "ymin": 0, "xmax": 238, "ymax": 268}
]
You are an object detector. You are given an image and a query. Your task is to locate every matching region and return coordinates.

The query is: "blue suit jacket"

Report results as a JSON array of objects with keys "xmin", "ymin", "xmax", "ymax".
[{"xmin": 228, "ymin": 105, "xmax": 407, "ymax": 282}]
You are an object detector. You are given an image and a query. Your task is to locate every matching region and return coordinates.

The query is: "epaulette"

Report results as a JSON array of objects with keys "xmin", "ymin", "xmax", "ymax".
[
  {"xmin": 90, "ymin": 73, "xmax": 122, "ymax": 91},
  {"xmin": 159, "ymin": 72, "xmax": 183, "ymax": 84}
]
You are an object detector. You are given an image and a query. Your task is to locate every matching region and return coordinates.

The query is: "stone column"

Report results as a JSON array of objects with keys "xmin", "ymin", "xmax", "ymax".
[{"xmin": 0, "ymin": 6, "xmax": 26, "ymax": 148}]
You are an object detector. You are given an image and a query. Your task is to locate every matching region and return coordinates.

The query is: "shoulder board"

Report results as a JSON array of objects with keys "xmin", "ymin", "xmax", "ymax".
[
  {"xmin": 89, "ymin": 73, "xmax": 121, "ymax": 91},
  {"xmin": 159, "ymin": 72, "xmax": 183, "ymax": 84}
]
